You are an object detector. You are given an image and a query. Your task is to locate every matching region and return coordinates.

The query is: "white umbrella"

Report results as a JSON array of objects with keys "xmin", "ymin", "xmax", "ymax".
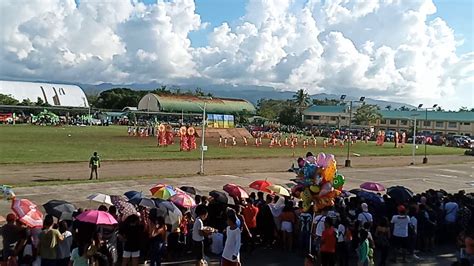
[{"xmin": 87, "ymin": 193, "xmax": 112, "ymax": 205}]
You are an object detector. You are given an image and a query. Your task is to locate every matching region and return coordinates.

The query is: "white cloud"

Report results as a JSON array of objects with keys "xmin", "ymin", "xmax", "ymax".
[{"xmin": 0, "ymin": 0, "xmax": 472, "ymax": 108}]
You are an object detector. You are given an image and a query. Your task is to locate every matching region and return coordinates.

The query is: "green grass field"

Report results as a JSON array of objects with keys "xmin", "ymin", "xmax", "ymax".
[{"xmin": 0, "ymin": 125, "xmax": 464, "ymax": 164}]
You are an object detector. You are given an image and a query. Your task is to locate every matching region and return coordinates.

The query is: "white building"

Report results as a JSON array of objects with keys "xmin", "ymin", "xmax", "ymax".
[{"xmin": 0, "ymin": 80, "xmax": 89, "ymax": 108}]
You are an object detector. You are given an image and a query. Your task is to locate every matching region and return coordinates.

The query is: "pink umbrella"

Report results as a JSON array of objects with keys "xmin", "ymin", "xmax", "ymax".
[
  {"xmin": 224, "ymin": 184, "xmax": 249, "ymax": 198},
  {"xmin": 169, "ymin": 193, "xmax": 196, "ymax": 209},
  {"xmin": 76, "ymin": 210, "xmax": 118, "ymax": 225},
  {"xmin": 11, "ymin": 198, "xmax": 43, "ymax": 228},
  {"xmin": 360, "ymin": 182, "xmax": 385, "ymax": 192}
]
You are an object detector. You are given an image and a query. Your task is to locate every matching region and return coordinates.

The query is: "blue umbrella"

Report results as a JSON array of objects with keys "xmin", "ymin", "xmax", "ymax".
[
  {"xmin": 124, "ymin": 191, "xmax": 143, "ymax": 205},
  {"xmin": 356, "ymin": 191, "xmax": 384, "ymax": 205}
]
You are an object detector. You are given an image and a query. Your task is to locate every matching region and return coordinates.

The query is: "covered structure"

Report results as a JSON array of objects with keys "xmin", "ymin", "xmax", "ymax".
[
  {"xmin": 0, "ymin": 80, "xmax": 89, "ymax": 108},
  {"xmin": 138, "ymin": 93, "xmax": 256, "ymax": 114}
]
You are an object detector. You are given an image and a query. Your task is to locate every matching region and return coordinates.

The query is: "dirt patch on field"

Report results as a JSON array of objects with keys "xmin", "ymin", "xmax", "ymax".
[{"xmin": 0, "ymin": 155, "xmax": 471, "ymax": 185}]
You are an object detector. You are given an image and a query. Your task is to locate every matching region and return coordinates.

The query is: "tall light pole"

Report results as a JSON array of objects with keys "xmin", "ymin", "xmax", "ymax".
[
  {"xmin": 341, "ymin": 95, "xmax": 365, "ymax": 167},
  {"xmin": 419, "ymin": 103, "xmax": 438, "ymax": 164},
  {"xmin": 410, "ymin": 113, "xmax": 420, "ymax": 165},
  {"xmin": 195, "ymin": 97, "xmax": 211, "ymax": 175}
]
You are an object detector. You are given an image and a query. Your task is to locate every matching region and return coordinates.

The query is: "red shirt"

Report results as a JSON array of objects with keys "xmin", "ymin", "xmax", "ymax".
[
  {"xmin": 320, "ymin": 226, "xmax": 336, "ymax": 253},
  {"xmin": 242, "ymin": 205, "xmax": 259, "ymax": 229}
]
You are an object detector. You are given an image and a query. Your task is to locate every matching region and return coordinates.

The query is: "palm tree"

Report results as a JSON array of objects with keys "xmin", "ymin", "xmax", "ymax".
[
  {"xmin": 293, "ymin": 89, "xmax": 311, "ymax": 114},
  {"xmin": 400, "ymin": 105, "xmax": 409, "ymax": 111},
  {"xmin": 385, "ymin": 105, "xmax": 392, "ymax": 111}
]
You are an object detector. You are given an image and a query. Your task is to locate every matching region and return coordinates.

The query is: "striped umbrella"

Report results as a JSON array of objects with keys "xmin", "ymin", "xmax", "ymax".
[
  {"xmin": 223, "ymin": 184, "xmax": 249, "ymax": 198},
  {"xmin": 150, "ymin": 184, "xmax": 176, "ymax": 200},
  {"xmin": 11, "ymin": 198, "xmax": 43, "ymax": 228},
  {"xmin": 169, "ymin": 193, "xmax": 196, "ymax": 209}
]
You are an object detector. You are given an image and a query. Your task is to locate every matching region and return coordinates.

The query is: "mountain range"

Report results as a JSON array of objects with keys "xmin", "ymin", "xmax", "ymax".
[{"xmin": 80, "ymin": 82, "xmax": 415, "ymax": 109}]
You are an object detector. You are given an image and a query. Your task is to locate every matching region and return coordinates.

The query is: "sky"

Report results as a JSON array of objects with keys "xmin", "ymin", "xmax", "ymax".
[{"xmin": 0, "ymin": 0, "xmax": 472, "ymax": 110}]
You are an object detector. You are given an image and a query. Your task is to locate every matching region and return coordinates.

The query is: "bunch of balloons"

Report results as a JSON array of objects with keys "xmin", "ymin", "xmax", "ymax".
[
  {"xmin": 292, "ymin": 152, "xmax": 345, "ymax": 212},
  {"xmin": 0, "ymin": 185, "xmax": 15, "ymax": 201}
]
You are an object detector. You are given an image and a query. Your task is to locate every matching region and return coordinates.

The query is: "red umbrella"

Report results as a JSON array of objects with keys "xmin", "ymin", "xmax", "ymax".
[
  {"xmin": 224, "ymin": 184, "xmax": 249, "ymax": 198},
  {"xmin": 249, "ymin": 180, "xmax": 272, "ymax": 193},
  {"xmin": 11, "ymin": 198, "xmax": 43, "ymax": 228},
  {"xmin": 360, "ymin": 182, "xmax": 385, "ymax": 192},
  {"xmin": 76, "ymin": 210, "xmax": 118, "ymax": 225},
  {"xmin": 169, "ymin": 193, "xmax": 196, "ymax": 209}
]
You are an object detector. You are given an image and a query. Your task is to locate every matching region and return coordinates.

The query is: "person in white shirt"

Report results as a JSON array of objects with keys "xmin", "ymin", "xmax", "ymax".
[
  {"xmin": 311, "ymin": 208, "xmax": 328, "ymax": 253},
  {"xmin": 357, "ymin": 203, "xmax": 373, "ymax": 228},
  {"xmin": 192, "ymin": 205, "xmax": 209, "ymax": 265},
  {"xmin": 391, "ymin": 205, "xmax": 410, "ymax": 263},
  {"xmin": 221, "ymin": 213, "xmax": 241, "ymax": 266}
]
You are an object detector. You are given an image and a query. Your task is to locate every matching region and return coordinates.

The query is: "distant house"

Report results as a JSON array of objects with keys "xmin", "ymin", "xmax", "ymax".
[
  {"xmin": 0, "ymin": 80, "xmax": 89, "ymax": 108},
  {"xmin": 303, "ymin": 105, "xmax": 474, "ymax": 136}
]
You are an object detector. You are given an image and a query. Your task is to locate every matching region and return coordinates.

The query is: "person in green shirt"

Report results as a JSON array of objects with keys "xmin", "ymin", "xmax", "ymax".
[
  {"xmin": 38, "ymin": 215, "xmax": 63, "ymax": 266},
  {"xmin": 89, "ymin": 152, "xmax": 100, "ymax": 180},
  {"xmin": 358, "ymin": 229, "xmax": 370, "ymax": 266}
]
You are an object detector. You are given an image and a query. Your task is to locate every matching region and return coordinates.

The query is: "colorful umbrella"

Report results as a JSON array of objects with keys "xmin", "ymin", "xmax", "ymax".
[
  {"xmin": 76, "ymin": 210, "xmax": 118, "ymax": 225},
  {"xmin": 11, "ymin": 198, "xmax": 43, "ymax": 228},
  {"xmin": 387, "ymin": 186, "xmax": 414, "ymax": 203},
  {"xmin": 170, "ymin": 193, "xmax": 196, "ymax": 209},
  {"xmin": 360, "ymin": 182, "xmax": 385, "ymax": 192},
  {"xmin": 267, "ymin": 185, "xmax": 290, "ymax": 197},
  {"xmin": 223, "ymin": 184, "xmax": 249, "ymax": 199},
  {"xmin": 180, "ymin": 186, "xmax": 197, "ymax": 195},
  {"xmin": 42, "ymin": 200, "xmax": 76, "ymax": 219},
  {"xmin": 150, "ymin": 184, "xmax": 176, "ymax": 200},
  {"xmin": 87, "ymin": 193, "xmax": 112, "ymax": 205},
  {"xmin": 249, "ymin": 180, "xmax": 272, "ymax": 193}
]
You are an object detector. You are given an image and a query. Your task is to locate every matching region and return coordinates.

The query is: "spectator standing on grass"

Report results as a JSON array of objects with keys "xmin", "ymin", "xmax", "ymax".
[{"xmin": 89, "ymin": 152, "xmax": 100, "ymax": 180}]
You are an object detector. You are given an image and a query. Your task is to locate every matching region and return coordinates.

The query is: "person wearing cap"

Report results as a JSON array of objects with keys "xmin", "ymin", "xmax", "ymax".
[
  {"xmin": 357, "ymin": 203, "xmax": 373, "ymax": 229},
  {"xmin": 390, "ymin": 205, "xmax": 410, "ymax": 263},
  {"xmin": 1, "ymin": 213, "xmax": 21, "ymax": 264}
]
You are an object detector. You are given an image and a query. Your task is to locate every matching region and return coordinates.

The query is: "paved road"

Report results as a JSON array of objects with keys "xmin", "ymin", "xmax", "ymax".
[
  {"xmin": 0, "ymin": 155, "xmax": 471, "ymax": 185},
  {"xmin": 1, "ymin": 161, "xmax": 472, "ymax": 214}
]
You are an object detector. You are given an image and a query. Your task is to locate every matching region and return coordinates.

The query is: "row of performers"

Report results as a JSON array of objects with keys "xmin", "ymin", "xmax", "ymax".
[
  {"xmin": 376, "ymin": 130, "xmax": 407, "ymax": 147},
  {"xmin": 218, "ymin": 135, "xmax": 353, "ymax": 148},
  {"xmin": 156, "ymin": 124, "xmax": 198, "ymax": 151}
]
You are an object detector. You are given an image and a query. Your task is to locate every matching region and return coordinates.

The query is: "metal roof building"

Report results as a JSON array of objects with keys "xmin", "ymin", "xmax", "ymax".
[
  {"xmin": 303, "ymin": 105, "xmax": 474, "ymax": 135},
  {"xmin": 0, "ymin": 80, "xmax": 89, "ymax": 108},
  {"xmin": 138, "ymin": 93, "xmax": 256, "ymax": 114}
]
